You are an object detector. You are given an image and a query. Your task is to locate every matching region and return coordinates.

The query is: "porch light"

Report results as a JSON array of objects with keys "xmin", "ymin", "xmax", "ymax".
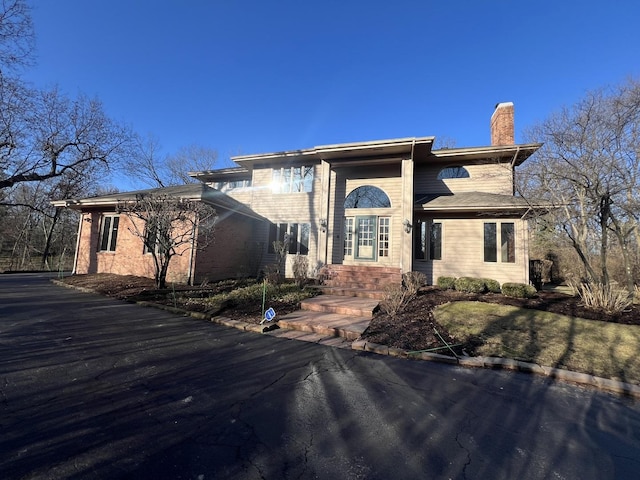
[
  {"xmin": 403, "ymin": 219, "xmax": 412, "ymax": 234},
  {"xmin": 319, "ymin": 218, "xmax": 327, "ymax": 232}
]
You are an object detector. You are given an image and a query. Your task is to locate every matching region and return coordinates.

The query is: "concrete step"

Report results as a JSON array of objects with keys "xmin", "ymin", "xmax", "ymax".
[
  {"xmin": 300, "ymin": 295, "xmax": 379, "ymax": 317},
  {"xmin": 264, "ymin": 327, "xmax": 353, "ymax": 349},
  {"xmin": 315, "ymin": 286, "xmax": 386, "ymax": 300},
  {"xmin": 277, "ymin": 310, "xmax": 371, "ymax": 341}
]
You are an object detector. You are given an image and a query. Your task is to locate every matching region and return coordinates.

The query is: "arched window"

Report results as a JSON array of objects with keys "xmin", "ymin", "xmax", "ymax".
[
  {"xmin": 344, "ymin": 186, "xmax": 391, "ymax": 208},
  {"xmin": 437, "ymin": 166, "xmax": 470, "ymax": 179}
]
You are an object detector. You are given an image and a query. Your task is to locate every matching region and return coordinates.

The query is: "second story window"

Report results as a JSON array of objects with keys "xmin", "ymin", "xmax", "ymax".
[
  {"xmin": 437, "ymin": 166, "xmax": 470, "ymax": 179},
  {"xmin": 272, "ymin": 166, "xmax": 314, "ymax": 193}
]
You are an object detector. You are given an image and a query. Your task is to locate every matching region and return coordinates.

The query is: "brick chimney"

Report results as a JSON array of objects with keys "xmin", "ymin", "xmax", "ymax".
[{"xmin": 490, "ymin": 102, "xmax": 514, "ymax": 145}]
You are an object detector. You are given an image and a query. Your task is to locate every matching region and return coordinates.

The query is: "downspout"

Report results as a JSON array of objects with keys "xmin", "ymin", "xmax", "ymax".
[
  {"xmin": 187, "ymin": 216, "xmax": 197, "ymax": 285},
  {"xmin": 520, "ymin": 207, "xmax": 532, "ymax": 285},
  {"xmin": 510, "ymin": 146, "xmax": 520, "ymax": 195},
  {"xmin": 72, "ymin": 210, "xmax": 83, "ymax": 275}
]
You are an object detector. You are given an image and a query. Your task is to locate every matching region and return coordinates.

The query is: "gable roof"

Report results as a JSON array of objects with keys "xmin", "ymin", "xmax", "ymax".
[{"xmin": 51, "ymin": 184, "xmax": 265, "ymax": 220}]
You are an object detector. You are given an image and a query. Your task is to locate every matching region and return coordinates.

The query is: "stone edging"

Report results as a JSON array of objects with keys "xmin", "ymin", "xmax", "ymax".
[
  {"xmin": 51, "ymin": 279, "xmax": 640, "ymax": 399},
  {"xmin": 351, "ymin": 339, "xmax": 640, "ymax": 399}
]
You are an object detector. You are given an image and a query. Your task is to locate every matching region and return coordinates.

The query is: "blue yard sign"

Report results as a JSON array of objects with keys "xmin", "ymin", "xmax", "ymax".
[{"xmin": 261, "ymin": 307, "xmax": 276, "ymax": 324}]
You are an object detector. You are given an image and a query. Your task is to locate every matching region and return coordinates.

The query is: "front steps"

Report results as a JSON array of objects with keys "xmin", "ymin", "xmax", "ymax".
[
  {"xmin": 277, "ymin": 265, "xmax": 401, "ymax": 341},
  {"xmin": 319, "ymin": 264, "xmax": 402, "ymax": 299}
]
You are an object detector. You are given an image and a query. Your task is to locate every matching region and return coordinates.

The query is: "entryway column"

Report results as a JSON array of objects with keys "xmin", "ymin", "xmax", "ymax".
[
  {"xmin": 318, "ymin": 159, "xmax": 331, "ymax": 266},
  {"xmin": 401, "ymin": 157, "xmax": 414, "ymax": 273}
]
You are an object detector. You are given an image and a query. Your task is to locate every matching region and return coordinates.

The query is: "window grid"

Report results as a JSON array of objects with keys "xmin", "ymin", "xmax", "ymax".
[
  {"xmin": 268, "ymin": 222, "xmax": 310, "ymax": 255},
  {"xmin": 378, "ymin": 217, "xmax": 390, "ymax": 257},
  {"xmin": 272, "ymin": 166, "xmax": 314, "ymax": 193},
  {"xmin": 99, "ymin": 215, "xmax": 119, "ymax": 252},
  {"xmin": 344, "ymin": 218, "xmax": 354, "ymax": 256},
  {"xmin": 484, "ymin": 222, "xmax": 515, "ymax": 263}
]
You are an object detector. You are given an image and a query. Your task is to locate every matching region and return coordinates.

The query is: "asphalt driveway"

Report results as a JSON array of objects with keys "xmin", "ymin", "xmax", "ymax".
[{"xmin": 1, "ymin": 273, "xmax": 640, "ymax": 479}]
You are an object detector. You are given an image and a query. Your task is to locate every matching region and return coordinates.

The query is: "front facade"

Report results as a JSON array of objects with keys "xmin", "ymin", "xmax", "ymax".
[
  {"xmin": 55, "ymin": 103, "xmax": 542, "ymax": 286},
  {"xmin": 192, "ymin": 102, "xmax": 541, "ymax": 286}
]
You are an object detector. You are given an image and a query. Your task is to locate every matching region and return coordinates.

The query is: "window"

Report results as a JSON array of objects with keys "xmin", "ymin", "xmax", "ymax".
[
  {"xmin": 213, "ymin": 179, "xmax": 251, "ymax": 191},
  {"xmin": 378, "ymin": 217, "xmax": 390, "ymax": 257},
  {"xmin": 501, "ymin": 223, "xmax": 515, "ymax": 263},
  {"xmin": 99, "ymin": 215, "xmax": 119, "ymax": 252},
  {"xmin": 268, "ymin": 222, "xmax": 310, "ymax": 255},
  {"xmin": 414, "ymin": 220, "xmax": 441, "ymax": 260},
  {"xmin": 484, "ymin": 222, "xmax": 515, "ymax": 263},
  {"xmin": 272, "ymin": 166, "xmax": 313, "ymax": 193},
  {"xmin": 143, "ymin": 222, "xmax": 168, "ymax": 255},
  {"xmin": 429, "ymin": 222, "xmax": 442, "ymax": 260},
  {"xmin": 437, "ymin": 166, "xmax": 470, "ymax": 179},
  {"xmin": 344, "ymin": 186, "xmax": 391, "ymax": 208},
  {"xmin": 484, "ymin": 223, "xmax": 497, "ymax": 262},
  {"xmin": 415, "ymin": 220, "xmax": 427, "ymax": 260},
  {"xmin": 344, "ymin": 218, "xmax": 354, "ymax": 256}
]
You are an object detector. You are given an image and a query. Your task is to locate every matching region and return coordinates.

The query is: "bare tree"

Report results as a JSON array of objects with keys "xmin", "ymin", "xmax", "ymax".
[
  {"xmin": 127, "ymin": 137, "xmax": 218, "ymax": 188},
  {"xmin": 117, "ymin": 193, "xmax": 217, "ymax": 288},
  {"xmin": 519, "ymin": 78, "xmax": 640, "ymax": 293},
  {"xmin": 0, "ymin": 0, "xmax": 34, "ymax": 73},
  {"xmin": 0, "ymin": 85, "xmax": 132, "ymax": 190}
]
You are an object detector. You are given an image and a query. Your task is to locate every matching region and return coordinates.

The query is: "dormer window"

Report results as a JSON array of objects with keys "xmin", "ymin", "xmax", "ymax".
[{"xmin": 437, "ymin": 166, "xmax": 470, "ymax": 179}]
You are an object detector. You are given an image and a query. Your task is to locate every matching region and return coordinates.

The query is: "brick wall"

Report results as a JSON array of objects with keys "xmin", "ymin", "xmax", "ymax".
[
  {"xmin": 75, "ymin": 211, "xmax": 192, "ymax": 284},
  {"xmin": 490, "ymin": 102, "xmax": 515, "ymax": 146},
  {"xmin": 192, "ymin": 214, "xmax": 263, "ymax": 282}
]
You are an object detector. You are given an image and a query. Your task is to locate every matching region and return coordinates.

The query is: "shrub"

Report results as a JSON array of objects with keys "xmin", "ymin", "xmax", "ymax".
[
  {"xmin": 380, "ymin": 284, "xmax": 408, "ymax": 319},
  {"xmin": 264, "ymin": 263, "xmax": 282, "ymax": 285},
  {"xmin": 454, "ymin": 277, "xmax": 487, "ymax": 294},
  {"xmin": 483, "ymin": 278, "xmax": 501, "ymax": 293},
  {"xmin": 502, "ymin": 282, "xmax": 537, "ymax": 298},
  {"xmin": 576, "ymin": 282, "xmax": 632, "ymax": 314},
  {"xmin": 437, "ymin": 276, "xmax": 456, "ymax": 290},
  {"xmin": 292, "ymin": 254, "xmax": 309, "ymax": 288},
  {"xmin": 403, "ymin": 271, "xmax": 427, "ymax": 299}
]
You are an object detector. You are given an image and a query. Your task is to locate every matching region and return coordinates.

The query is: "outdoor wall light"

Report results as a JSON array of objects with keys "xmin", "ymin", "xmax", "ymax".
[
  {"xmin": 403, "ymin": 219, "xmax": 412, "ymax": 234},
  {"xmin": 319, "ymin": 218, "xmax": 327, "ymax": 232}
]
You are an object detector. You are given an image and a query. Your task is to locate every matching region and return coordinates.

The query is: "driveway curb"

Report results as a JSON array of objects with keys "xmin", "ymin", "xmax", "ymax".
[{"xmin": 51, "ymin": 279, "xmax": 640, "ymax": 399}]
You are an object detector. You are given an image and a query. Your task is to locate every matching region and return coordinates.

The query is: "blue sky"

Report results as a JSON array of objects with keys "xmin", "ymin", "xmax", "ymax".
[{"xmin": 25, "ymin": 0, "xmax": 640, "ymax": 175}]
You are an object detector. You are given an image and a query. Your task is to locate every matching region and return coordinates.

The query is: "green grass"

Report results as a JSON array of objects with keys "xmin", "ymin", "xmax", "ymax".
[
  {"xmin": 435, "ymin": 301, "xmax": 640, "ymax": 384},
  {"xmin": 180, "ymin": 281, "xmax": 316, "ymax": 313}
]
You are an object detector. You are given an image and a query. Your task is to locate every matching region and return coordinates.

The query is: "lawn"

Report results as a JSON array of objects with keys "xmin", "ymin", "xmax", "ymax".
[{"xmin": 435, "ymin": 301, "xmax": 640, "ymax": 384}]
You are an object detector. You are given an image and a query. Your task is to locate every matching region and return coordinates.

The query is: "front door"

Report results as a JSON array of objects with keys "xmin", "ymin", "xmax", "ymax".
[{"xmin": 355, "ymin": 215, "xmax": 376, "ymax": 260}]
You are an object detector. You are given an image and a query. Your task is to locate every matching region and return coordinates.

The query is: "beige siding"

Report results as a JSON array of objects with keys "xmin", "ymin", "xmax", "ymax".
[
  {"xmin": 413, "ymin": 217, "xmax": 529, "ymax": 285},
  {"xmin": 414, "ymin": 163, "xmax": 513, "ymax": 195},
  {"xmin": 330, "ymin": 164, "xmax": 403, "ymax": 267},
  {"xmin": 221, "ymin": 164, "xmax": 323, "ymax": 276}
]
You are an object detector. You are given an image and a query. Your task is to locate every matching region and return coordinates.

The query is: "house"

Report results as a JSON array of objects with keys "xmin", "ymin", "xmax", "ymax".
[{"xmin": 53, "ymin": 102, "xmax": 542, "ymax": 287}]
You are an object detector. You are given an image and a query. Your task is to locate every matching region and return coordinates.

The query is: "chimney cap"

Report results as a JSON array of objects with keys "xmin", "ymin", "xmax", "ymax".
[{"xmin": 494, "ymin": 101, "xmax": 514, "ymax": 110}]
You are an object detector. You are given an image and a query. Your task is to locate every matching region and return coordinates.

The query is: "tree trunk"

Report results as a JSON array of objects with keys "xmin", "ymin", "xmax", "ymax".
[
  {"xmin": 599, "ymin": 195, "xmax": 611, "ymax": 285},
  {"xmin": 41, "ymin": 208, "xmax": 60, "ymax": 270}
]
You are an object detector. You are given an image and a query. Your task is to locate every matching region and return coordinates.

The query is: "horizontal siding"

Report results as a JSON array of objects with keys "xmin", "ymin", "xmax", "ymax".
[
  {"xmin": 415, "ymin": 163, "xmax": 513, "ymax": 195},
  {"xmin": 414, "ymin": 217, "xmax": 528, "ymax": 285},
  {"xmin": 330, "ymin": 165, "xmax": 403, "ymax": 266}
]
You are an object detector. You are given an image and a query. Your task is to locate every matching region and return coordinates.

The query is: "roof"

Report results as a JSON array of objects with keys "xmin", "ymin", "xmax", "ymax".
[
  {"xmin": 415, "ymin": 191, "xmax": 542, "ymax": 214},
  {"xmin": 51, "ymin": 184, "xmax": 265, "ymax": 220},
  {"xmin": 230, "ymin": 136, "xmax": 436, "ymax": 168},
  {"xmin": 189, "ymin": 137, "xmax": 541, "ymax": 176}
]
